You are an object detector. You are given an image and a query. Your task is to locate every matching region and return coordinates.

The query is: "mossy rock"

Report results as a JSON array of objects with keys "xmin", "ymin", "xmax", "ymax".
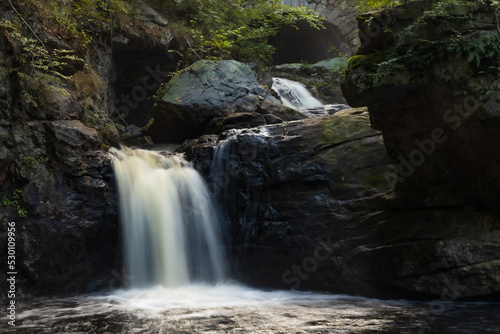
[
  {"xmin": 347, "ymin": 52, "xmax": 388, "ymax": 71},
  {"xmin": 320, "ymin": 108, "xmax": 376, "ymax": 144}
]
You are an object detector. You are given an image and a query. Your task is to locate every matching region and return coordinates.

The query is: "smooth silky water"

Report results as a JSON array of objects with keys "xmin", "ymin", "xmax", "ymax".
[
  {"xmin": 3, "ymin": 147, "xmax": 500, "ymax": 333},
  {"xmin": 111, "ymin": 147, "xmax": 227, "ymax": 287}
]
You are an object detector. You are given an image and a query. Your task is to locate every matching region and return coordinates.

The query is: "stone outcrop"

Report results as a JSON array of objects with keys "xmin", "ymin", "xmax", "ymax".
[
  {"xmin": 184, "ymin": 108, "xmax": 500, "ymax": 300},
  {"xmin": 146, "ymin": 60, "xmax": 305, "ymax": 143},
  {"xmin": 342, "ymin": 1, "xmax": 500, "ymax": 208},
  {"xmin": 184, "ymin": 109, "xmax": 393, "ymax": 294},
  {"xmin": 334, "ymin": 1, "xmax": 500, "ymax": 299},
  {"xmin": 110, "ymin": 1, "xmax": 180, "ymax": 128}
]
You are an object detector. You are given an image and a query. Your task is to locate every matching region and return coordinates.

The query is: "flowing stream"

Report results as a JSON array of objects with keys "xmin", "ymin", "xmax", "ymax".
[
  {"xmin": 3, "ymin": 146, "xmax": 500, "ymax": 333},
  {"xmin": 271, "ymin": 77, "xmax": 323, "ymax": 110},
  {"xmin": 271, "ymin": 77, "xmax": 349, "ymax": 117}
]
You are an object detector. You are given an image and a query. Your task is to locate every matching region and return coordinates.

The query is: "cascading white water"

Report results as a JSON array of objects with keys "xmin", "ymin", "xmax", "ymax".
[
  {"xmin": 272, "ymin": 77, "xmax": 323, "ymax": 110},
  {"xmin": 272, "ymin": 77, "xmax": 350, "ymax": 117},
  {"xmin": 110, "ymin": 147, "xmax": 227, "ymax": 288}
]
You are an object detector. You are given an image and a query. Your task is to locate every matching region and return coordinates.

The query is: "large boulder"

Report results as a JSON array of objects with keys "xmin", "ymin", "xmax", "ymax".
[
  {"xmin": 323, "ymin": 2, "xmax": 500, "ymax": 299},
  {"xmin": 146, "ymin": 59, "xmax": 304, "ymax": 143}
]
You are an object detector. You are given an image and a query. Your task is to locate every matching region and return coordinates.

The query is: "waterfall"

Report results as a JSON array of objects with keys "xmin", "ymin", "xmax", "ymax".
[
  {"xmin": 110, "ymin": 147, "xmax": 227, "ymax": 288},
  {"xmin": 272, "ymin": 77, "xmax": 350, "ymax": 117},
  {"xmin": 271, "ymin": 77, "xmax": 323, "ymax": 110}
]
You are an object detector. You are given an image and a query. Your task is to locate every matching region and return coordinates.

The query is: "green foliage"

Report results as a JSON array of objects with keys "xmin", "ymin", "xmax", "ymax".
[
  {"xmin": 2, "ymin": 189, "xmax": 27, "ymax": 218},
  {"xmin": 0, "ymin": 18, "xmax": 75, "ymax": 111},
  {"xmin": 491, "ymin": 0, "xmax": 500, "ymax": 32},
  {"xmin": 354, "ymin": 0, "xmax": 406, "ymax": 11},
  {"xmin": 21, "ymin": 155, "xmax": 48, "ymax": 172},
  {"xmin": 358, "ymin": 0, "xmax": 500, "ymax": 84},
  {"xmin": 27, "ymin": 0, "xmax": 131, "ymax": 45},
  {"xmin": 377, "ymin": 35, "xmax": 500, "ymax": 76},
  {"xmin": 156, "ymin": 0, "xmax": 325, "ymax": 67}
]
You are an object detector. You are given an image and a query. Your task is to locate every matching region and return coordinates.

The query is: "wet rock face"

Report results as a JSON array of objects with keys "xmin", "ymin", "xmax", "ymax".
[
  {"xmin": 348, "ymin": 208, "xmax": 500, "ymax": 299},
  {"xmin": 0, "ymin": 9, "xmax": 120, "ymax": 297},
  {"xmin": 146, "ymin": 60, "xmax": 304, "ymax": 143},
  {"xmin": 0, "ymin": 119, "xmax": 119, "ymax": 297},
  {"xmin": 185, "ymin": 109, "xmax": 500, "ymax": 300},
  {"xmin": 185, "ymin": 109, "xmax": 395, "ymax": 294}
]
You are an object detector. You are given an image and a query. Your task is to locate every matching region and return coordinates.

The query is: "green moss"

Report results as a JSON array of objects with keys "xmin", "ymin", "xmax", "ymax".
[
  {"xmin": 348, "ymin": 53, "xmax": 388, "ymax": 70},
  {"xmin": 21, "ymin": 155, "xmax": 48, "ymax": 173},
  {"xmin": 332, "ymin": 182, "xmax": 356, "ymax": 193},
  {"xmin": 320, "ymin": 111, "xmax": 372, "ymax": 144},
  {"xmin": 321, "ymin": 116, "xmax": 346, "ymax": 143},
  {"xmin": 347, "ymin": 55, "xmax": 367, "ymax": 70},
  {"xmin": 361, "ymin": 167, "xmax": 395, "ymax": 191}
]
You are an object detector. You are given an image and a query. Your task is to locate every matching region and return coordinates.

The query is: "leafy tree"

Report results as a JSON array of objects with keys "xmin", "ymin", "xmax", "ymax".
[
  {"xmin": 151, "ymin": 0, "xmax": 325, "ymax": 66},
  {"xmin": 350, "ymin": 0, "xmax": 500, "ymax": 85}
]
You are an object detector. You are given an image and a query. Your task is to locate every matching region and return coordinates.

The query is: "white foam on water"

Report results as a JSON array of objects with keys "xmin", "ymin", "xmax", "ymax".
[{"xmin": 272, "ymin": 77, "xmax": 323, "ymax": 110}]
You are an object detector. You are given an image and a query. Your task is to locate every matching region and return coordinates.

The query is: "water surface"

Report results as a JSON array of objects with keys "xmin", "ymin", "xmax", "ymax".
[{"xmin": 4, "ymin": 284, "xmax": 500, "ymax": 333}]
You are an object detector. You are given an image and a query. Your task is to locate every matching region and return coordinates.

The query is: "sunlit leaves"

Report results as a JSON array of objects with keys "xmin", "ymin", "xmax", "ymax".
[{"xmin": 172, "ymin": 0, "xmax": 325, "ymax": 66}]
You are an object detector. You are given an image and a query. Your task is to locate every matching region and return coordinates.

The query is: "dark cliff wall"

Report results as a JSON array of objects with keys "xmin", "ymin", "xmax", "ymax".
[
  {"xmin": 343, "ymin": 0, "xmax": 500, "ymax": 209},
  {"xmin": 0, "ymin": 0, "xmax": 180, "ymax": 297},
  {"xmin": 338, "ymin": 1, "xmax": 500, "ymax": 299}
]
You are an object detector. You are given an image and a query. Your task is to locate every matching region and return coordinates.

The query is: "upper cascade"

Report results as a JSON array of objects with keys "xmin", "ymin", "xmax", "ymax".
[
  {"xmin": 272, "ymin": 77, "xmax": 323, "ymax": 110},
  {"xmin": 272, "ymin": 77, "xmax": 349, "ymax": 117}
]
